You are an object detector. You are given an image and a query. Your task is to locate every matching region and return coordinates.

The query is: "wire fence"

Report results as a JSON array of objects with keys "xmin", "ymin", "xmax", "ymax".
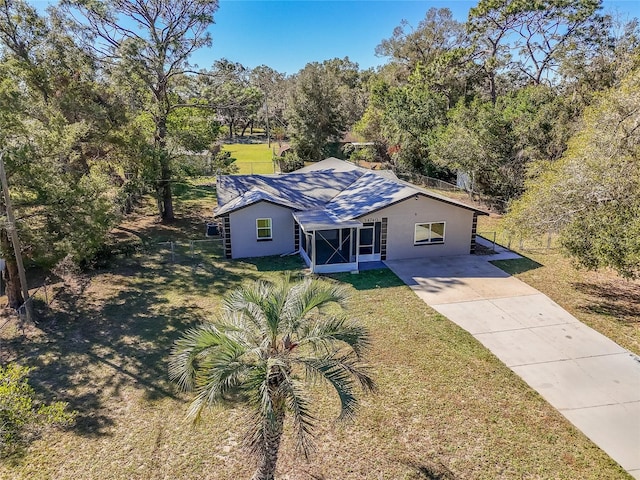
[
  {"xmin": 235, "ymin": 161, "xmax": 276, "ymax": 175},
  {"xmin": 0, "ymin": 279, "xmax": 56, "ymax": 340},
  {"xmin": 156, "ymin": 238, "xmax": 224, "ymax": 265},
  {"xmin": 477, "ymin": 230, "xmax": 561, "ymax": 254}
]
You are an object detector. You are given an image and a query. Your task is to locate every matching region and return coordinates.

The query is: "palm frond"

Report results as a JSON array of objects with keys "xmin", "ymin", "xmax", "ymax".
[
  {"xmin": 298, "ymin": 315, "xmax": 372, "ymax": 358},
  {"xmin": 282, "ymin": 278, "xmax": 350, "ymax": 332},
  {"xmin": 168, "ymin": 323, "xmax": 228, "ymax": 392},
  {"xmin": 278, "ymin": 373, "xmax": 316, "ymax": 458},
  {"xmin": 223, "ymin": 279, "xmax": 286, "ymax": 344},
  {"xmin": 169, "ymin": 323, "xmax": 261, "ymax": 422},
  {"xmin": 297, "ymin": 351, "xmax": 375, "ymax": 420}
]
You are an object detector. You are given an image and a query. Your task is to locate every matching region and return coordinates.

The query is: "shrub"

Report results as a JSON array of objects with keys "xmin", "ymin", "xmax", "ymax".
[
  {"xmin": 0, "ymin": 364, "xmax": 76, "ymax": 457},
  {"xmin": 274, "ymin": 152, "xmax": 304, "ymax": 173}
]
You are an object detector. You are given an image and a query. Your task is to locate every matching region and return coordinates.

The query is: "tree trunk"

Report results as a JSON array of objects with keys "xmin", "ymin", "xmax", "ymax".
[
  {"xmin": 0, "ymin": 228, "xmax": 23, "ymax": 309},
  {"xmin": 251, "ymin": 408, "xmax": 285, "ymax": 480},
  {"xmin": 240, "ymin": 120, "xmax": 251, "ymax": 138},
  {"xmin": 155, "ymin": 114, "xmax": 174, "ymax": 221}
]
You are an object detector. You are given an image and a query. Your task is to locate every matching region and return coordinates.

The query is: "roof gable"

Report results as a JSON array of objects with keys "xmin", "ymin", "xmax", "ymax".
[{"xmin": 325, "ymin": 172, "xmax": 417, "ymax": 220}]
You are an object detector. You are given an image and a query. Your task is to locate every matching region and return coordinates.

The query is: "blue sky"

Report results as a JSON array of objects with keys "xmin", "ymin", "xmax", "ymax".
[
  {"xmin": 195, "ymin": 0, "xmax": 640, "ymax": 74},
  {"xmin": 29, "ymin": 0, "xmax": 640, "ymax": 75},
  {"xmin": 194, "ymin": 1, "xmax": 476, "ymax": 74}
]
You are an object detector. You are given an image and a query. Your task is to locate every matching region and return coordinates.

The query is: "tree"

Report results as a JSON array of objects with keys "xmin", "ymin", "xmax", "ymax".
[
  {"xmin": 376, "ymin": 8, "xmax": 477, "ymax": 105},
  {"xmin": 286, "ymin": 58, "xmax": 365, "ymax": 161},
  {"xmin": 0, "ymin": 0, "xmax": 124, "ymax": 307},
  {"xmin": 251, "ymin": 65, "xmax": 288, "ymax": 146},
  {"xmin": 468, "ymin": 0, "xmax": 609, "ymax": 97},
  {"xmin": 200, "ymin": 60, "xmax": 263, "ymax": 140},
  {"xmin": 169, "ymin": 275, "xmax": 375, "ymax": 480},
  {"xmin": 62, "ymin": 0, "xmax": 219, "ymax": 221},
  {"xmin": 506, "ymin": 67, "xmax": 640, "ymax": 278},
  {"xmin": 370, "ymin": 72, "xmax": 449, "ymax": 175},
  {"xmin": 431, "ymin": 85, "xmax": 573, "ymax": 204}
]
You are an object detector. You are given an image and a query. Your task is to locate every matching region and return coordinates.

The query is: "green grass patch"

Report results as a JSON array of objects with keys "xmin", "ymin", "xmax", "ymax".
[
  {"xmin": 0, "ymin": 182, "xmax": 631, "ymax": 479},
  {"xmin": 491, "ymin": 257, "xmax": 543, "ymax": 275},
  {"xmin": 222, "ymin": 143, "xmax": 275, "ymax": 174}
]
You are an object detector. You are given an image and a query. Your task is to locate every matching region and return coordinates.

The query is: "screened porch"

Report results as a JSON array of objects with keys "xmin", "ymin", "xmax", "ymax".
[{"xmin": 293, "ymin": 210, "xmax": 362, "ymax": 274}]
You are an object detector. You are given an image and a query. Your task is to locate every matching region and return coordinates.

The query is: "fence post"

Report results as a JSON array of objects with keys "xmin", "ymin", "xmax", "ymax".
[
  {"xmin": 492, "ymin": 232, "xmax": 496, "ymax": 252},
  {"xmin": 171, "ymin": 241, "xmax": 175, "ymax": 263}
]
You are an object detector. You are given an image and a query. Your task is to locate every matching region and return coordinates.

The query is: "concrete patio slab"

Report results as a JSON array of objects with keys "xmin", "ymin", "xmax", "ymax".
[
  {"xmin": 385, "ymin": 253, "xmax": 640, "ymax": 478},
  {"xmin": 390, "ymin": 256, "xmax": 539, "ymax": 304}
]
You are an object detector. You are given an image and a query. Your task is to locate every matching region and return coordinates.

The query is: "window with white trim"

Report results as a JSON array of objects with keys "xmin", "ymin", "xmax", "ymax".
[
  {"xmin": 256, "ymin": 218, "xmax": 272, "ymax": 240},
  {"xmin": 414, "ymin": 222, "xmax": 445, "ymax": 245}
]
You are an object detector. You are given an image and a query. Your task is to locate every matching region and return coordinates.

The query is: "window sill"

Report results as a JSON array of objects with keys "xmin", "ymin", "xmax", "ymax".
[
  {"xmin": 257, "ymin": 238, "xmax": 273, "ymax": 242},
  {"xmin": 414, "ymin": 241, "xmax": 445, "ymax": 246}
]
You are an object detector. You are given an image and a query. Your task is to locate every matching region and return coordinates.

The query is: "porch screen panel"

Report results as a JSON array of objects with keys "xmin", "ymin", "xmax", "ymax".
[
  {"xmin": 315, "ymin": 229, "xmax": 352, "ymax": 265},
  {"xmin": 340, "ymin": 228, "xmax": 352, "ymax": 262},
  {"xmin": 374, "ymin": 222, "xmax": 381, "ymax": 254},
  {"xmin": 359, "ymin": 225, "xmax": 374, "ymax": 255},
  {"xmin": 315, "ymin": 229, "xmax": 339, "ymax": 265}
]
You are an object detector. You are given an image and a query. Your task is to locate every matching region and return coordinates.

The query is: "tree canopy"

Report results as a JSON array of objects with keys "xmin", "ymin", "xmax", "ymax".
[{"xmin": 506, "ymin": 67, "xmax": 640, "ymax": 278}]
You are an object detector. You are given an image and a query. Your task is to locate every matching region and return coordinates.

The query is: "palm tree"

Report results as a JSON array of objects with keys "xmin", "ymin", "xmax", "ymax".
[{"xmin": 169, "ymin": 274, "xmax": 375, "ymax": 480}]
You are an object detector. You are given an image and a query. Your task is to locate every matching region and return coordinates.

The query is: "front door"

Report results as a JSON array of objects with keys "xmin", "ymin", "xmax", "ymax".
[{"xmin": 358, "ymin": 222, "xmax": 381, "ymax": 262}]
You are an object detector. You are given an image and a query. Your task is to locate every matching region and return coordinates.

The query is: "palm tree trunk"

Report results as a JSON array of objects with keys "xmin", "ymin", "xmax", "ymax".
[{"xmin": 251, "ymin": 408, "xmax": 285, "ymax": 480}]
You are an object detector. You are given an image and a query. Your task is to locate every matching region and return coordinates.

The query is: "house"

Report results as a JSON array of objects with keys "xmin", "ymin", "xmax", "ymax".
[{"xmin": 214, "ymin": 158, "xmax": 488, "ymax": 273}]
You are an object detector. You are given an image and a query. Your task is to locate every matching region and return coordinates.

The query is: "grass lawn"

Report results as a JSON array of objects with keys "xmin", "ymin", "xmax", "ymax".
[
  {"xmin": 477, "ymin": 215, "xmax": 639, "ymax": 356},
  {"xmin": 222, "ymin": 143, "xmax": 276, "ymax": 174},
  {"xmin": 0, "ymin": 184, "xmax": 631, "ymax": 479}
]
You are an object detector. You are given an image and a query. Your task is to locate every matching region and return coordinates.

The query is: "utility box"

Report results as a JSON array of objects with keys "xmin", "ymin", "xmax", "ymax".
[{"xmin": 206, "ymin": 223, "xmax": 219, "ymax": 237}]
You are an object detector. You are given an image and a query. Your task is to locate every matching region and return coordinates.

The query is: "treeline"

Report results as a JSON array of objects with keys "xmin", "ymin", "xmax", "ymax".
[{"xmin": 0, "ymin": 0, "xmax": 638, "ymax": 312}]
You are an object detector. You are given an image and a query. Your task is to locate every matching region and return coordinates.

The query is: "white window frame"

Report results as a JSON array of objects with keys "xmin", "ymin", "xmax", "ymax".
[
  {"xmin": 414, "ymin": 221, "xmax": 445, "ymax": 245},
  {"xmin": 256, "ymin": 218, "xmax": 273, "ymax": 240}
]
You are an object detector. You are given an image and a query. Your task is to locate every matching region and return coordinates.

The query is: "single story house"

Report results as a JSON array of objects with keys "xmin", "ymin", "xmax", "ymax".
[{"xmin": 214, "ymin": 158, "xmax": 488, "ymax": 273}]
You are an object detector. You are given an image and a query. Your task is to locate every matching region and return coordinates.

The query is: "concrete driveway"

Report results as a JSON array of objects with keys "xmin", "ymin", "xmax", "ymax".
[{"xmin": 385, "ymin": 254, "xmax": 640, "ymax": 479}]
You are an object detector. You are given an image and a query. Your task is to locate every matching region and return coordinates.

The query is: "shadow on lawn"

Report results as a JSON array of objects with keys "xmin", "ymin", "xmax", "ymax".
[
  {"xmin": 1, "ymin": 250, "xmax": 258, "ymax": 441},
  {"xmin": 401, "ymin": 459, "xmax": 457, "ymax": 480},
  {"xmin": 490, "ymin": 256, "xmax": 543, "ymax": 275},
  {"xmin": 572, "ymin": 280, "xmax": 640, "ymax": 323},
  {"xmin": 330, "ymin": 268, "xmax": 405, "ymax": 290}
]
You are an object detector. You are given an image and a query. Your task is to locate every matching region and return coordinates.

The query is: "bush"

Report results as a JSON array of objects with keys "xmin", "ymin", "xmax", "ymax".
[
  {"xmin": 212, "ymin": 150, "xmax": 239, "ymax": 175},
  {"xmin": 0, "ymin": 364, "xmax": 76, "ymax": 457},
  {"xmin": 274, "ymin": 152, "xmax": 304, "ymax": 173}
]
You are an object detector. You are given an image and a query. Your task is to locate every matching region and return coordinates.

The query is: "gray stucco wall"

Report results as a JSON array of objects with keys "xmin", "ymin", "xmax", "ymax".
[
  {"xmin": 228, "ymin": 202, "xmax": 295, "ymax": 259},
  {"xmin": 358, "ymin": 195, "xmax": 475, "ymax": 260}
]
